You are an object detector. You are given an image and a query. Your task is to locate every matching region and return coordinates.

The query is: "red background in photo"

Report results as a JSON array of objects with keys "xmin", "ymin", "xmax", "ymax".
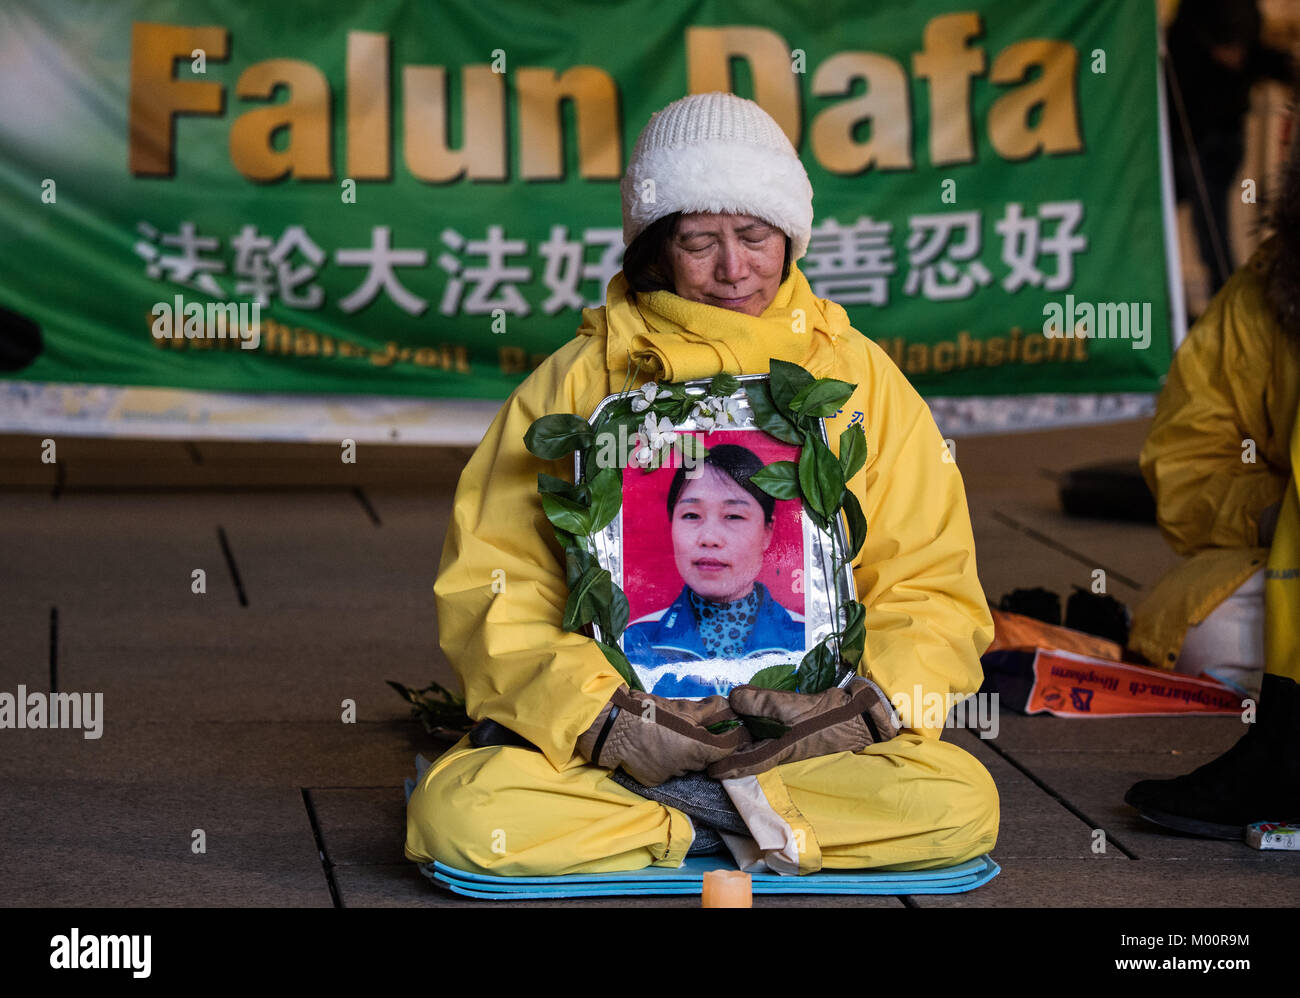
[{"xmin": 621, "ymin": 429, "xmax": 805, "ymax": 622}]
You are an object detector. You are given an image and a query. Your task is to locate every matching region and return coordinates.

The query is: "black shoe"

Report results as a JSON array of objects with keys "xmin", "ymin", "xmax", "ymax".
[
  {"xmin": 1064, "ymin": 588, "xmax": 1130, "ymax": 647},
  {"xmin": 998, "ymin": 587, "xmax": 1061, "ymax": 626},
  {"xmin": 1124, "ymin": 674, "xmax": 1300, "ymax": 838}
]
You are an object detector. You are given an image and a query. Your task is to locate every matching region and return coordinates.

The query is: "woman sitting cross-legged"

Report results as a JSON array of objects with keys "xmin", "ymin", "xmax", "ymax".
[{"xmin": 405, "ymin": 92, "xmax": 1000, "ymax": 876}]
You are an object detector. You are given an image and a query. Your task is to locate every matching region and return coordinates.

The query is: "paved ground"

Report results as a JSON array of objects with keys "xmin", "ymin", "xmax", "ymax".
[{"xmin": 2, "ymin": 420, "xmax": 1296, "ymax": 908}]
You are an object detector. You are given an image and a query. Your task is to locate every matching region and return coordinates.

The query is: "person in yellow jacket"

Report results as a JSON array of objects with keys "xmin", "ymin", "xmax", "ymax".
[
  {"xmin": 405, "ymin": 92, "xmax": 999, "ymax": 876},
  {"xmin": 1125, "ymin": 135, "xmax": 1300, "ymax": 837}
]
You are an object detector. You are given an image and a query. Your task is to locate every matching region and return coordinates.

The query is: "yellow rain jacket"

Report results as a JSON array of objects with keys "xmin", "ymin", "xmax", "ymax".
[
  {"xmin": 1267, "ymin": 425, "xmax": 1300, "ymax": 678},
  {"xmin": 1130, "ymin": 241, "xmax": 1300, "ymax": 676},
  {"xmin": 406, "ymin": 262, "xmax": 999, "ymax": 876}
]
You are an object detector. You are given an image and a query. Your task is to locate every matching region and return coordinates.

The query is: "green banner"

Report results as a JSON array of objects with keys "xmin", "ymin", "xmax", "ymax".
[{"xmin": 0, "ymin": 0, "xmax": 1172, "ymax": 402}]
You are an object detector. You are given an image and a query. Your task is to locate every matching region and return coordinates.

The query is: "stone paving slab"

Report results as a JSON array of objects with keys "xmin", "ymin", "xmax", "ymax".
[
  {"xmin": 362, "ymin": 488, "xmax": 456, "ymax": 548},
  {"xmin": 0, "ymin": 599, "xmax": 51, "ymax": 688},
  {"xmin": 0, "ymin": 720, "xmax": 423, "ymax": 791},
  {"xmin": 190, "ymin": 440, "xmax": 475, "ymax": 486},
  {"xmin": 0, "ymin": 436, "xmax": 185, "ymax": 484},
  {"xmin": 211, "ymin": 504, "xmax": 441, "ymax": 613},
  {"xmin": 911, "ymin": 856, "xmax": 1300, "ymax": 907},
  {"xmin": 1, "ymin": 492, "xmax": 228, "ymax": 613},
  {"xmin": 957, "ymin": 459, "xmax": 1057, "ymax": 509},
  {"xmin": 52, "ymin": 618, "xmax": 434, "ymax": 723},
  {"xmin": 0, "ymin": 460, "xmax": 58, "ymax": 490},
  {"xmin": 1000, "ymin": 749, "xmax": 1290, "ymax": 862},
  {"xmin": 986, "ymin": 713, "xmax": 1246, "ymax": 754},
  {"xmin": 0, "ymin": 435, "xmax": 473, "ymax": 489},
  {"xmin": 969, "ymin": 505, "xmax": 1144, "ymax": 605},
  {"xmin": 0, "ymin": 490, "xmax": 438, "ymax": 610},
  {"xmin": 23, "ymin": 436, "xmax": 192, "ymax": 472},
  {"xmin": 946, "ymin": 731, "xmax": 1122, "ymax": 860},
  {"xmin": 103, "ymin": 446, "xmax": 466, "ymax": 490},
  {"xmin": 992, "ymin": 501, "xmax": 1183, "ymax": 595},
  {"xmin": 0, "ymin": 490, "xmax": 445, "ymax": 619},
  {"xmin": 953, "ymin": 418, "xmax": 1151, "ymax": 490},
  {"xmin": 310, "ymin": 787, "xmax": 410, "ymax": 866},
  {"xmin": 0, "ymin": 492, "xmax": 452, "ymax": 722},
  {"xmin": 960, "ymin": 419, "xmax": 1177, "ymax": 611},
  {"xmin": 972, "ymin": 419, "xmax": 1152, "ymax": 473},
  {"xmin": 5, "ymin": 589, "xmax": 442, "ymax": 726},
  {"xmin": 41, "ymin": 588, "xmax": 447, "ymax": 724},
  {"xmin": 0, "ymin": 779, "xmax": 330, "ymax": 907}
]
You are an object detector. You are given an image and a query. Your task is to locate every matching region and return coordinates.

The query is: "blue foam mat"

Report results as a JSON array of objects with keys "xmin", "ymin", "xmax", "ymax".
[
  {"xmin": 435, "ymin": 853, "xmax": 992, "ymax": 886},
  {"xmin": 405, "ymin": 776, "xmax": 999, "ymax": 899},
  {"xmin": 423, "ymin": 854, "xmax": 998, "ymax": 899}
]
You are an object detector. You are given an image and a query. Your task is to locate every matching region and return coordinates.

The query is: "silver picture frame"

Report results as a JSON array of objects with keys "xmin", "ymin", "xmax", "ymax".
[{"xmin": 581, "ymin": 374, "xmax": 859, "ymax": 697}]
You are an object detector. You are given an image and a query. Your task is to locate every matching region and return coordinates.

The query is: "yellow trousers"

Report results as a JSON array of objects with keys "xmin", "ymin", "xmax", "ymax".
[{"xmin": 405, "ymin": 733, "xmax": 999, "ymax": 876}]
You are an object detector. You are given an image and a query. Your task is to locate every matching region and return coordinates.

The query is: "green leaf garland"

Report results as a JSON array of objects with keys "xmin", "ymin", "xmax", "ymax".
[{"xmin": 525, "ymin": 362, "xmax": 873, "ymax": 697}]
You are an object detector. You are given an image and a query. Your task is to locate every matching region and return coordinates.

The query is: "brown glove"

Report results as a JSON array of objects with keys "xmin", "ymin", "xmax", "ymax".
[
  {"xmin": 706, "ymin": 677, "xmax": 901, "ymax": 781},
  {"xmin": 576, "ymin": 686, "xmax": 752, "ymax": 787}
]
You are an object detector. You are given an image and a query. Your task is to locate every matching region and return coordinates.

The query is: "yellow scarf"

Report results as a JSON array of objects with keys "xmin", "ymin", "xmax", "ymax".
[
  {"xmin": 599, "ymin": 262, "xmax": 847, "ymax": 386},
  {"xmin": 1265, "ymin": 402, "xmax": 1300, "ymax": 681}
]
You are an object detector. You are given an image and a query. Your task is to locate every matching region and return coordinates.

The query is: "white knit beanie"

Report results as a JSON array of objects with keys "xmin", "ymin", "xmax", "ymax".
[{"xmin": 620, "ymin": 92, "xmax": 814, "ymax": 261}]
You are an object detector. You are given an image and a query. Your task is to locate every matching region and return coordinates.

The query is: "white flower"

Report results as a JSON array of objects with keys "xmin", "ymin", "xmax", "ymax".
[
  {"xmin": 630, "ymin": 434, "xmax": 655, "ymax": 467},
  {"xmin": 693, "ymin": 395, "xmax": 736, "ymax": 430},
  {"xmin": 691, "ymin": 401, "xmax": 718, "ymax": 432},
  {"xmin": 717, "ymin": 397, "xmax": 742, "ymax": 424},
  {"xmin": 630, "ymin": 382, "xmax": 661, "ymax": 413},
  {"xmin": 642, "ymin": 413, "xmax": 677, "ymax": 450}
]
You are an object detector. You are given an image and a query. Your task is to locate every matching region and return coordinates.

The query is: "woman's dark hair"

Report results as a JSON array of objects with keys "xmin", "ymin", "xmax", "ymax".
[
  {"xmin": 623, "ymin": 212, "xmax": 793, "ymax": 299},
  {"xmin": 666, "ymin": 443, "xmax": 775, "ymax": 525}
]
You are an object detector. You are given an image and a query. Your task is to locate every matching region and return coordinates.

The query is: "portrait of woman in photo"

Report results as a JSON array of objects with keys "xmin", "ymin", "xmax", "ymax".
[{"xmin": 622, "ymin": 443, "xmax": 806, "ymax": 696}]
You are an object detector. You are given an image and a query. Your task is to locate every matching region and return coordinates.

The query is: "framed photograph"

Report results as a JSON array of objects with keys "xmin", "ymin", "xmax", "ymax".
[{"xmin": 584, "ymin": 374, "xmax": 858, "ymax": 698}]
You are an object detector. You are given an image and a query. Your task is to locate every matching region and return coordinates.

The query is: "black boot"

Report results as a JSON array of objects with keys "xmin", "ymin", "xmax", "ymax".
[
  {"xmin": 1064, "ymin": 588, "xmax": 1130, "ymax": 647},
  {"xmin": 1124, "ymin": 673, "xmax": 1300, "ymax": 839}
]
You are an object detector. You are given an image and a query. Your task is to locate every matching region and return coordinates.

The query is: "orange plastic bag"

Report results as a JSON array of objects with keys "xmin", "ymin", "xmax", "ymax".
[
  {"xmin": 982, "ymin": 646, "xmax": 1243, "ymax": 717},
  {"xmin": 986, "ymin": 609, "xmax": 1123, "ymax": 661}
]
